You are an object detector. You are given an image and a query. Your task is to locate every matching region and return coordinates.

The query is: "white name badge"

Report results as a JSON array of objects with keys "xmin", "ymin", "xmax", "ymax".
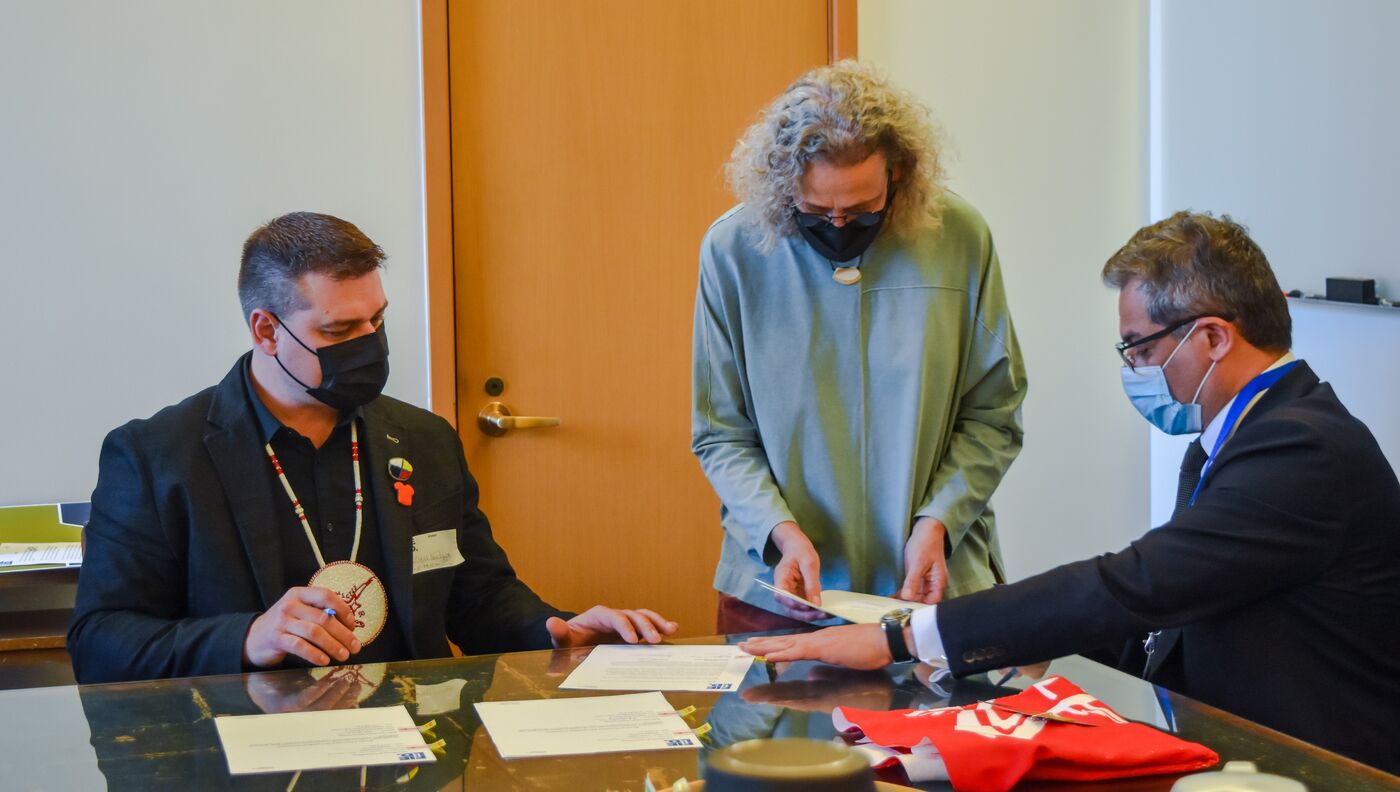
[{"xmin": 412, "ymin": 529, "xmax": 465, "ymax": 574}]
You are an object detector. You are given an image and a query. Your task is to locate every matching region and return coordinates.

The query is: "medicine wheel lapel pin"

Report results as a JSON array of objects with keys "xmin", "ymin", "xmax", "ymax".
[{"xmin": 388, "ymin": 457, "xmax": 414, "ymax": 507}]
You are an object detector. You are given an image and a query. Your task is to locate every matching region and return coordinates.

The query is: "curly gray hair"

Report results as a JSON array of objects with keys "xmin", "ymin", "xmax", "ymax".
[{"xmin": 725, "ymin": 60, "xmax": 945, "ymax": 252}]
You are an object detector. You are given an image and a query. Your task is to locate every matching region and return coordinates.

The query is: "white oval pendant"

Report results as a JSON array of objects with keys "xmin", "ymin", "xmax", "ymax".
[
  {"xmin": 309, "ymin": 560, "xmax": 388, "ymax": 646},
  {"xmin": 832, "ymin": 267, "xmax": 862, "ymax": 285}
]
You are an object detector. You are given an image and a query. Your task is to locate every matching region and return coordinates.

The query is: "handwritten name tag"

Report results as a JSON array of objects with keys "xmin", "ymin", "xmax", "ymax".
[{"xmin": 412, "ymin": 529, "xmax": 465, "ymax": 574}]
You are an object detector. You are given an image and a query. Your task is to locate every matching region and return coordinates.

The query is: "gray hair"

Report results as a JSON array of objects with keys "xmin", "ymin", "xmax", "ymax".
[
  {"xmin": 725, "ymin": 60, "xmax": 945, "ymax": 252},
  {"xmin": 1102, "ymin": 211, "xmax": 1291, "ymax": 351}
]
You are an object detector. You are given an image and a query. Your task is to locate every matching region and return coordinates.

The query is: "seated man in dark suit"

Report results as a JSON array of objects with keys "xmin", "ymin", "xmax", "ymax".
[
  {"xmin": 69, "ymin": 211, "xmax": 676, "ymax": 684},
  {"xmin": 739, "ymin": 211, "xmax": 1400, "ymax": 772}
]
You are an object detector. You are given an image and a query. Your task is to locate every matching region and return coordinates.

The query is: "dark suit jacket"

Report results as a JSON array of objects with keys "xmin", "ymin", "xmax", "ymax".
[
  {"xmin": 938, "ymin": 362, "xmax": 1400, "ymax": 772},
  {"xmin": 68, "ymin": 356, "xmax": 567, "ymax": 684}
]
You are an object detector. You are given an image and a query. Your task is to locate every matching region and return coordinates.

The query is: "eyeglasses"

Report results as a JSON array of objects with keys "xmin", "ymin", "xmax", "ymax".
[
  {"xmin": 793, "ymin": 206, "xmax": 885, "ymax": 229},
  {"xmin": 1115, "ymin": 314, "xmax": 1219, "ymax": 369},
  {"xmin": 792, "ymin": 172, "xmax": 894, "ymax": 228}
]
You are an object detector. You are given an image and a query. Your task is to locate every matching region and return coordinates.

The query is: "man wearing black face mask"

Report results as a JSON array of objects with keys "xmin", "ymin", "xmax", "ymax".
[
  {"xmin": 69, "ymin": 211, "xmax": 677, "ymax": 684},
  {"xmin": 693, "ymin": 62, "xmax": 1026, "ymax": 634}
]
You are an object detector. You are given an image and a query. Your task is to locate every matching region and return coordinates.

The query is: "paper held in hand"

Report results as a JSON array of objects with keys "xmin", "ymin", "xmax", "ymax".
[{"xmin": 754, "ymin": 579, "xmax": 929, "ymax": 623}]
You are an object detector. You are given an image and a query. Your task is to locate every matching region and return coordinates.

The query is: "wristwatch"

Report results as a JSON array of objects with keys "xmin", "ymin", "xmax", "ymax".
[{"xmin": 881, "ymin": 607, "xmax": 916, "ymax": 664}]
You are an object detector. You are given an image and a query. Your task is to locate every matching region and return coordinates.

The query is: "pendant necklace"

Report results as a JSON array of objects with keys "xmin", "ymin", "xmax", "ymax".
[
  {"xmin": 830, "ymin": 251, "xmax": 865, "ymax": 285},
  {"xmin": 265, "ymin": 422, "xmax": 388, "ymax": 646}
]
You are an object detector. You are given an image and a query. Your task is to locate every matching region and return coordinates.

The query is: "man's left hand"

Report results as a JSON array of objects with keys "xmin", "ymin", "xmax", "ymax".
[
  {"xmin": 546, "ymin": 606, "xmax": 679, "ymax": 648},
  {"xmin": 738, "ymin": 624, "xmax": 891, "ymax": 670},
  {"xmin": 900, "ymin": 517, "xmax": 949, "ymax": 604}
]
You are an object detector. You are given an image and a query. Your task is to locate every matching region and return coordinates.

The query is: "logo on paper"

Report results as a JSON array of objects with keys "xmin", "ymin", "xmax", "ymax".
[
  {"xmin": 665, "ymin": 738, "xmax": 695, "ymax": 747},
  {"xmin": 399, "ymin": 751, "xmax": 428, "ymax": 761},
  {"xmin": 706, "ymin": 682, "xmax": 733, "ymax": 690}
]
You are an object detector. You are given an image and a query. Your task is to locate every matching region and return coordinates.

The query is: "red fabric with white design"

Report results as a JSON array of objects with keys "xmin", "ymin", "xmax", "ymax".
[{"xmin": 832, "ymin": 676, "xmax": 1218, "ymax": 792}]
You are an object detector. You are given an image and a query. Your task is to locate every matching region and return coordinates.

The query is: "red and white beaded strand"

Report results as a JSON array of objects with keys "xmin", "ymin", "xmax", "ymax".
[{"xmin": 263, "ymin": 422, "xmax": 364, "ymax": 566}]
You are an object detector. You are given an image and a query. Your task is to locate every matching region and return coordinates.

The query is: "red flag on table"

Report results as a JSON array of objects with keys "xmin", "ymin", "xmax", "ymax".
[{"xmin": 832, "ymin": 676, "xmax": 1218, "ymax": 792}]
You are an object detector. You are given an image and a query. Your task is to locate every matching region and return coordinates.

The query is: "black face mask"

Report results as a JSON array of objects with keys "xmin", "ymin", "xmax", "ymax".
[
  {"xmin": 796, "ymin": 212, "xmax": 885, "ymax": 262},
  {"xmin": 793, "ymin": 185, "xmax": 894, "ymax": 263},
  {"xmin": 273, "ymin": 319, "xmax": 390, "ymax": 411}
]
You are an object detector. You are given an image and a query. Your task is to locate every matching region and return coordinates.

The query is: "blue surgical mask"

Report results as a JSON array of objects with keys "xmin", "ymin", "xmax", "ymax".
[{"xmin": 1120, "ymin": 322, "xmax": 1217, "ymax": 435}]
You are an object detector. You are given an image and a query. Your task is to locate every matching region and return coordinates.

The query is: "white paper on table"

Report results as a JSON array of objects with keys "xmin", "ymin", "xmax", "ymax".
[
  {"xmin": 560, "ymin": 644, "xmax": 755, "ymax": 692},
  {"xmin": 214, "ymin": 705, "xmax": 435, "ymax": 775},
  {"xmin": 0, "ymin": 542, "xmax": 82, "ymax": 567},
  {"xmin": 474, "ymin": 691, "xmax": 701, "ymax": 759},
  {"xmin": 754, "ymin": 579, "xmax": 929, "ymax": 624}
]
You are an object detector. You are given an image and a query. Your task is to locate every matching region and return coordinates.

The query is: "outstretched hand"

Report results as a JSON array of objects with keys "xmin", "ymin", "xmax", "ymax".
[
  {"xmin": 739, "ymin": 623, "xmax": 892, "ymax": 671},
  {"xmin": 546, "ymin": 605, "xmax": 679, "ymax": 648}
]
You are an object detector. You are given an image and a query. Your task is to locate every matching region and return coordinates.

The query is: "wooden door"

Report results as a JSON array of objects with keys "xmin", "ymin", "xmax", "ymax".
[{"xmin": 446, "ymin": 1, "xmax": 833, "ymax": 635}]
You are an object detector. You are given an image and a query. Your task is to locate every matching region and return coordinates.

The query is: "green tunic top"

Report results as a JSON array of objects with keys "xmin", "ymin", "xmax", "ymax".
[{"xmin": 691, "ymin": 192, "xmax": 1026, "ymax": 617}]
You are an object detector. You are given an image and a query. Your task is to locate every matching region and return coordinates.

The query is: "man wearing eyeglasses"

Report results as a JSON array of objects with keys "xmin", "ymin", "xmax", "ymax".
[
  {"xmin": 739, "ymin": 211, "xmax": 1400, "ymax": 773},
  {"xmin": 692, "ymin": 61, "xmax": 1026, "ymax": 634}
]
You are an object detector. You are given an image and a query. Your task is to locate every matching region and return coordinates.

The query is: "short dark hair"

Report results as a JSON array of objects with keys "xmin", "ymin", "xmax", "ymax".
[
  {"xmin": 1102, "ymin": 211, "xmax": 1291, "ymax": 351},
  {"xmin": 238, "ymin": 212, "xmax": 385, "ymax": 320}
]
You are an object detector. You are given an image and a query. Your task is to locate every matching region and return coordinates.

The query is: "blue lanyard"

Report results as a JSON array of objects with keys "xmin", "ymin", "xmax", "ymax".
[{"xmin": 1189, "ymin": 361, "xmax": 1298, "ymax": 506}]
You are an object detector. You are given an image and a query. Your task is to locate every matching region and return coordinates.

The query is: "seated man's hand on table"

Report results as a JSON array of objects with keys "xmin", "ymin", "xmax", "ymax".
[
  {"xmin": 545, "ymin": 605, "xmax": 678, "ymax": 648},
  {"xmin": 739, "ymin": 623, "xmax": 891, "ymax": 670}
]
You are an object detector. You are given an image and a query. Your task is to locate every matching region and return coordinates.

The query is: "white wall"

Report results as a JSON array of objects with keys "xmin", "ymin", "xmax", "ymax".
[
  {"xmin": 1158, "ymin": 0, "xmax": 1400, "ymax": 298},
  {"xmin": 1150, "ymin": 0, "xmax": 1400, "ymax": 520},
  {"xmin": 861, "ymin": 1, "xmax": 1153, "ymax": 580},
  {"xmin": 0, "ymin": 1, "xmax": 430, "ymax": 506}
]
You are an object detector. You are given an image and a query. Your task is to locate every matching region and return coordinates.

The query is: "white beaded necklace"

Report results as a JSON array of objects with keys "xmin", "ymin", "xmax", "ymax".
[{"xmin": 263, "ymin": 422, "xmax": 387, "ymax": 646}]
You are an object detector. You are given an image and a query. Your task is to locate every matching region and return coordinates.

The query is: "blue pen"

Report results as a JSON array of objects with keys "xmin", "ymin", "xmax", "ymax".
[{"xmin": 324, "ymin": 608, "xmax": 337, "ymax": 618}]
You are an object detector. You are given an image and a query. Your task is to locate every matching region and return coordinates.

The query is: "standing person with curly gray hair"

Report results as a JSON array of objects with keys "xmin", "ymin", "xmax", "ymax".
[{"xmin": 692, "ymin": 62, "xmax": 1027, "ymax": 633}]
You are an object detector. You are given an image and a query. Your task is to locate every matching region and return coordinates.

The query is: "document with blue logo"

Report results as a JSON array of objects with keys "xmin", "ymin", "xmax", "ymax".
[
  {"xmin": 475, "ymin": 692, "xmax": 700, "ymax": 759},
  {"xmin": 560, "ymin": 644, "xmax": 754, "ymax": 692},
  {"xmin": 214, "ymin": 705, "xmax": 435, "ymax": 775}
]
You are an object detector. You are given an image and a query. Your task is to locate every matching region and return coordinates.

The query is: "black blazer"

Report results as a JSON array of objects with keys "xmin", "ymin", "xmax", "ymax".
[
  {"xmin": 938, "ymin": 362, "xmax": 1400, "ymax": 772},
  {"xmin": 68, "ymin": 356, "xmax": 566, "ymax": 684}
]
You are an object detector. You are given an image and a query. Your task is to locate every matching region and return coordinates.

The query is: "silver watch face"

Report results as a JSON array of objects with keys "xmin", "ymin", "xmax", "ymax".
[{"xmin": 882, "ymin": 607, "xmax": 914, "ymax": 625}]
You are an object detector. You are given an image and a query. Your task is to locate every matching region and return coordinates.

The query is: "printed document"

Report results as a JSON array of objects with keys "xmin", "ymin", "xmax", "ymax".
[
  {"xmin": 475, "ymin": 692, "xmax": 700, "ymax": 759},
  {"xmin": 0, "ymin": 542, "xmax": 81, "ymax": 569},
  {"xmin": 560, "ymin": 644, "xmax": 754, "ymax": 692},
  {"xmin": 214, "ymin": 705, "xmax": 435, "ymax": 775},
  {"xmin": 755, "ymin": 579, "xmax": 929, "ymax": 623}
]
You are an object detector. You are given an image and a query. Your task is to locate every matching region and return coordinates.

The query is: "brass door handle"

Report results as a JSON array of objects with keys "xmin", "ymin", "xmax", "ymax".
[{"xmin": 477, "ymin": 401, "xmax": 561, "ymax": 436}]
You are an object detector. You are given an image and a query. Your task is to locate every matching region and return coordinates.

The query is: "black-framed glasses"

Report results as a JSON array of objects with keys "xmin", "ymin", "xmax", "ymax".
[
  {"xmin": 1115, "ymin": 314, "xmax": 1215, "ymax": 369},
  {"xmin": 792, "ymin": 171, "xmax": 894, "ymax": 229},
  {"xmin": 793, "ymin": 206, "xmax": 885, "ymax": 229}
]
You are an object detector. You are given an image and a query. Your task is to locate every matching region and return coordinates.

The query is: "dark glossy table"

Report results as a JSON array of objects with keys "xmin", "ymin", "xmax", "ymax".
[{"xmin": 0, "ymin": 633, "xmax": 1395, "ymax": 791}]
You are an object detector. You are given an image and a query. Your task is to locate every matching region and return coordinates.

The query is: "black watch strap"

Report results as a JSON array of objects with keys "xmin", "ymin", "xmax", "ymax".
[{"xmin": 881, "ymin": 608, "xmax": 915, "ymax": 663}]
